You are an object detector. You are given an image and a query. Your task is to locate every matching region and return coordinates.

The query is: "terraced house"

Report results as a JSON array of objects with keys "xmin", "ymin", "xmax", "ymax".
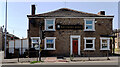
[{"xmin": 27, "ymin": 5, "xmax": 114, "ymax": 57}]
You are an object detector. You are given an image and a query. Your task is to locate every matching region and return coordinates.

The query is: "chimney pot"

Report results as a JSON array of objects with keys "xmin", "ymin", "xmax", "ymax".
[
  {"xmin": 31, "ymin": 4, "xmax": 36, "ymax": 15},
  {"xmin": 98, "ymin": 11, "xmax": 105, "ymax": 15}
]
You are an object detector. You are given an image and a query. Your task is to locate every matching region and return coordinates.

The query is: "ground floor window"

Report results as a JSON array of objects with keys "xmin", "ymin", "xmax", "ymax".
[
  {"xmin": 100, "ymin": 37, "xmax": 110, "ymax": 50},
  {"xmin": 44, "ymin": 37, "xmax": 56, "ymax": 50},
  {"xmin": 31, "ymin": 37, "xmax": 40, "ymax": 50},
  {"xmin": 84, "ymin": 37, "xmax": 96, "ymax": 50}
]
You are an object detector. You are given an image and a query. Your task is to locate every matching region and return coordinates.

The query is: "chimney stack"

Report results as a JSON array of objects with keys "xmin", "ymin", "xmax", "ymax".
[
  {"xmin": 31, "ymin": 4, "xmax": 36, "ymax": 15},
  {"xmin": 98, "ymin": 11, "xmax": 105, "ymax": 15}
]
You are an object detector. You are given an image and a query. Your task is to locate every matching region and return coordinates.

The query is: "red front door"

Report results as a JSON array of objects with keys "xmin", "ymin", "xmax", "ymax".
[{"xmin": 72, "ymin": 38, "xmax": 78, "ymax": 55}]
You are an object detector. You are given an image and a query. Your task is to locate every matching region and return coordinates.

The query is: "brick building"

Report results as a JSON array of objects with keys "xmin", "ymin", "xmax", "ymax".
[
  {"xmin": 27, "ymin": 5, "xmax": 114, "ymax": 57},
  {"xmin": 115, "ymin": 29, "xmax": 120, "ymax": 49},
  {"xmin": 0, "ymin": 26, "xmax": 3, "ymax": 50},
  {"xmin": 2, "ymin": 32, "xmax": 20, "ymax": 51}
]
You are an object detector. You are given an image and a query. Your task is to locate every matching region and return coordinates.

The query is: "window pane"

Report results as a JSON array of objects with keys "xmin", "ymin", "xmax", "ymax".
[
  {"xmin": 86, "ymin": 20, "xmax": 92, "ymax": 24},
  {"xmin": 86, "ymin": 40, "xmax": 92, "ymax": 43},
  {"xmin": 86, "ymin": 44, "xmax": 93, "ymax": 48},
  {"xmin": 33, "ymin": 39, "xmax": 39, "ymax": 43},
  {"xmin": 46, "ymin": 20, "xmax": 54, "ymax": 24},
  {"xmin": 46, "ymin": 39, "xmax": 54, "ymax": 43},
  {"xmin": 102, "ymin": 40, "xmax": 107, "ymax": 43},
  {"xmin": 47, "ymin": 43, "xmax": 53, "ymax": 48},
  {"xmin": 33, "ymin": 43, "xmax": 39, "ymax": 48},
  {"xmin": 102, "ymin": 44, "xmax": 107, "ymax": 48},
  {"xmin": 86, "ymin": 25, "xmax": 92, "ymax": 29},
  {"xmin": 46, "ymin": 25, "xmax": 53, "ymax": 30}
]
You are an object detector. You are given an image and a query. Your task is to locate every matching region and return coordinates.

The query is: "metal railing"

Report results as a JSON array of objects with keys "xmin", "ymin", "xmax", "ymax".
[
  {"xmin": 6, "ymin": 48, "xmax": 39, "ymax": 62},
  {"xmin": 70, "ymin": 50, "xmax": 110, "ymax": 61},
  {"xmin": 6, "ymin": 48, "xmax": 111, "ymax": 62}
]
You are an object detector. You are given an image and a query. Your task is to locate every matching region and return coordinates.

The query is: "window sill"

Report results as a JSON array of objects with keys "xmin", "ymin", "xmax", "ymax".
[
  {"xmin": 100, "ymin": 49, "xmax": 110, "ymax": 50},
  {"xmin": 44, "ymin": 30, "xmax": 56, "ymax": 32},
  {"xmin": 84, "ymin": 49, "xmax": 95, "ymax": 50},
  {"xmin": 34, "ymin": 48, "xmax": 40, "ymax": 50},
  {"xmin": 44, "ymin": 48, "xmax": 56, "ymax": 50},
  {"xmin": 32, "ymin": 42, "xmax": 39, "ymax": 43},
  {"xmin": 84, "ymin": 29, "xmax": 95, "ymax": 32}
]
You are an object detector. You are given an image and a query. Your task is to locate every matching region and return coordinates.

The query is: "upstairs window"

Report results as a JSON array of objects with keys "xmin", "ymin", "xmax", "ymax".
[
  {"xmin": 45, "ymin": 19, "xmax": 55, "ymax": 31},
  {"xmin": 84, "ymin": 19, "xmax": 95, "ymax": 31},
  {"xmin": 100, "ymin": 37, "xmax": 110, "ymax": 50}
]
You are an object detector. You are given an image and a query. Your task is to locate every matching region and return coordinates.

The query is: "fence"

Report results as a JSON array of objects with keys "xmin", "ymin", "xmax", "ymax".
[
  {"xmin": 5, "ymin": 48, "xmax": 111, "ymax": 63},
  {"xmin": 6, "ymin": 48, "xmax": 39, "ymax": 62},
  {"xmin": 70, "ymin": 50, "xmax": 111, "ymax": 61},
  {"xmin": 8, "ymin": 39, "xmax": 28, "ymax": 55}
]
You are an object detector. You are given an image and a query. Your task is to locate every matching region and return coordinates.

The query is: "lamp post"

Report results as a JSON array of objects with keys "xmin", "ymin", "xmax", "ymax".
[{"xmin": 4, "ymin": 0, "xmax": 7, "ymax": 58}]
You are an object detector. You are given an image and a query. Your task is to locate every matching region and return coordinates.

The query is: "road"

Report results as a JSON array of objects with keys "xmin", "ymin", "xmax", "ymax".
[{"xmin": 1, "ymin": 51, "xmax": 120, "ymax": 67}]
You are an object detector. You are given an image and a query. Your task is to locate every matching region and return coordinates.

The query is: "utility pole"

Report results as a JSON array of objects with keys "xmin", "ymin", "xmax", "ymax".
[
  {"xmin": 4, "ymin": 0, "xmax": 7, "ymax": 58},
  {"xmin": 13, "ymin": 30, "xmax": 14, "ymax": 40},
  {"xmin": 64, "ymin": 0, "xmax": 66, "ymax": 8}
]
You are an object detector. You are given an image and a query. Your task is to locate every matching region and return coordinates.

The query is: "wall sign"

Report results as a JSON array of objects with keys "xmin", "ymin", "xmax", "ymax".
[{"xmin": 56, "ymin": 24, "xmax": 83, "ymax": 30}]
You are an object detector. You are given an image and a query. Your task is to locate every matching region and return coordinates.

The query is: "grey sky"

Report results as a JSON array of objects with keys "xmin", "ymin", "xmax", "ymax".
[{"xmin": 0, "ymin": 2, "xmax": 118, "ymax": 38}]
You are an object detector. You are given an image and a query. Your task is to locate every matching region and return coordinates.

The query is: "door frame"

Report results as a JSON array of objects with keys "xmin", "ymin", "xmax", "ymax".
[{"xmin": 70, "ymin": 35, "xmax": 80, "ymax": 55}]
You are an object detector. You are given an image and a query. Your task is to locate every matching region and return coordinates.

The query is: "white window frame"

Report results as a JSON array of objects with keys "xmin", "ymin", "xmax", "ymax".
[
  {"xmin": 84, "ymin": 19, "xmax": 95, "ymax": 31},
  {"xmin": 100, "ymin": 37, "xmax": 110, "ymax": 50},
  {"xmin": 45, "ymin": 19, "xmax": 55, "ymax": 31},
  {"xmin": 84, "ymin": 37, "xmax": 96, "ymax": 50},
  {"xmin": 31, "ymin": 37, "xmax": 41, "ymax": 50},
  {"xmin": 44, "ymin": 37, "xmax": 56, "ymax": 50}
]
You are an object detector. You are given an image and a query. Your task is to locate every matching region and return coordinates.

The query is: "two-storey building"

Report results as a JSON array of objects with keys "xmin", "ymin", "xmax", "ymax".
[{"xmin": 27, "ymin": 5, "xmax": 114, "ymax": 57}]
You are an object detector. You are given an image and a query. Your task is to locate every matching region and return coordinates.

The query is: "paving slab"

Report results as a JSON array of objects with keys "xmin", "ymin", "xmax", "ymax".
[{"xmin": 44, "ymin": 57, "xmax": 57, "ymax": 62}]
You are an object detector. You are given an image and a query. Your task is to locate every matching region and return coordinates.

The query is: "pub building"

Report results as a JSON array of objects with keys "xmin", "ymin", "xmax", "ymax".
[{"xmin": 27, "ymin": 5, "xmax": 114, "ymax": 57}]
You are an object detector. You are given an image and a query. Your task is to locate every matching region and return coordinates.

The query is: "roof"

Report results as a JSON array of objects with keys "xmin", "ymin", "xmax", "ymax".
[
  {"xmin": 27, "ymin": 8, "xmax": 114, "ymax": 18},
  {"xmin": 3, "ymin": 32, "xmax": 20, "ymax": 39}
]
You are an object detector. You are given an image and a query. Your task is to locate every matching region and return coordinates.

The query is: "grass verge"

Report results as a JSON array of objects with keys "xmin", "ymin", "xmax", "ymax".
[{"xmin": 30, "ymin": 61, "xmax": 44, "ymax": 64}]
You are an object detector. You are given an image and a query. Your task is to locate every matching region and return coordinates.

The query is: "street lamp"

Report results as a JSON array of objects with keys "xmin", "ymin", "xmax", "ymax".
[{"xmin": 4, "ymin": 0, "xmax": 7, "ymax": 58}]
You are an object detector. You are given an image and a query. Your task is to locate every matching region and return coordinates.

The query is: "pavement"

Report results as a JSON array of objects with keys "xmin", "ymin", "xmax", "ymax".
[
  {"xmin": 1, "ymin": 56, "xmax": 119, "ymax": 65},
  {"xmin": 1, "ymin": 50, "xmax": 120, "ymax": 65}
]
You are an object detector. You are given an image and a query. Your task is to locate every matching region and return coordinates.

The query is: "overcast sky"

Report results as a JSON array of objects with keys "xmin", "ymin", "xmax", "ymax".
[{"xmin": 0, "ymin": 2, "xmax": 118, "ymax": 38}]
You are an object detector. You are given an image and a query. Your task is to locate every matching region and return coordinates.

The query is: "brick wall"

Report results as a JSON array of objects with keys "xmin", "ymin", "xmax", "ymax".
[{"xmin": 28, "ymin": 18, "xmax": 113, "ymax": 57}]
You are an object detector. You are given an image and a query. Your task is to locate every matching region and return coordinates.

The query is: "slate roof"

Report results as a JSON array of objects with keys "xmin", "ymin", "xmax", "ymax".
[{"xmin": 27, "ymin": 8, "xmax": 114, "ymax": 17}]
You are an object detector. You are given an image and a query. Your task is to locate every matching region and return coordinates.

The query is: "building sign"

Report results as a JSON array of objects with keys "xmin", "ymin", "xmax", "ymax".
[{"xmin": 56, "ymin": 24, "xmax": 83, "ymax": 30}]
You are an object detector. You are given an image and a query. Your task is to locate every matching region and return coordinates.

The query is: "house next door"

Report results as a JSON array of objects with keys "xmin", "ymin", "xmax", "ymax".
[{"xmin": 72, "ymin": 38, "xmax": 78, "ymax": 55}]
